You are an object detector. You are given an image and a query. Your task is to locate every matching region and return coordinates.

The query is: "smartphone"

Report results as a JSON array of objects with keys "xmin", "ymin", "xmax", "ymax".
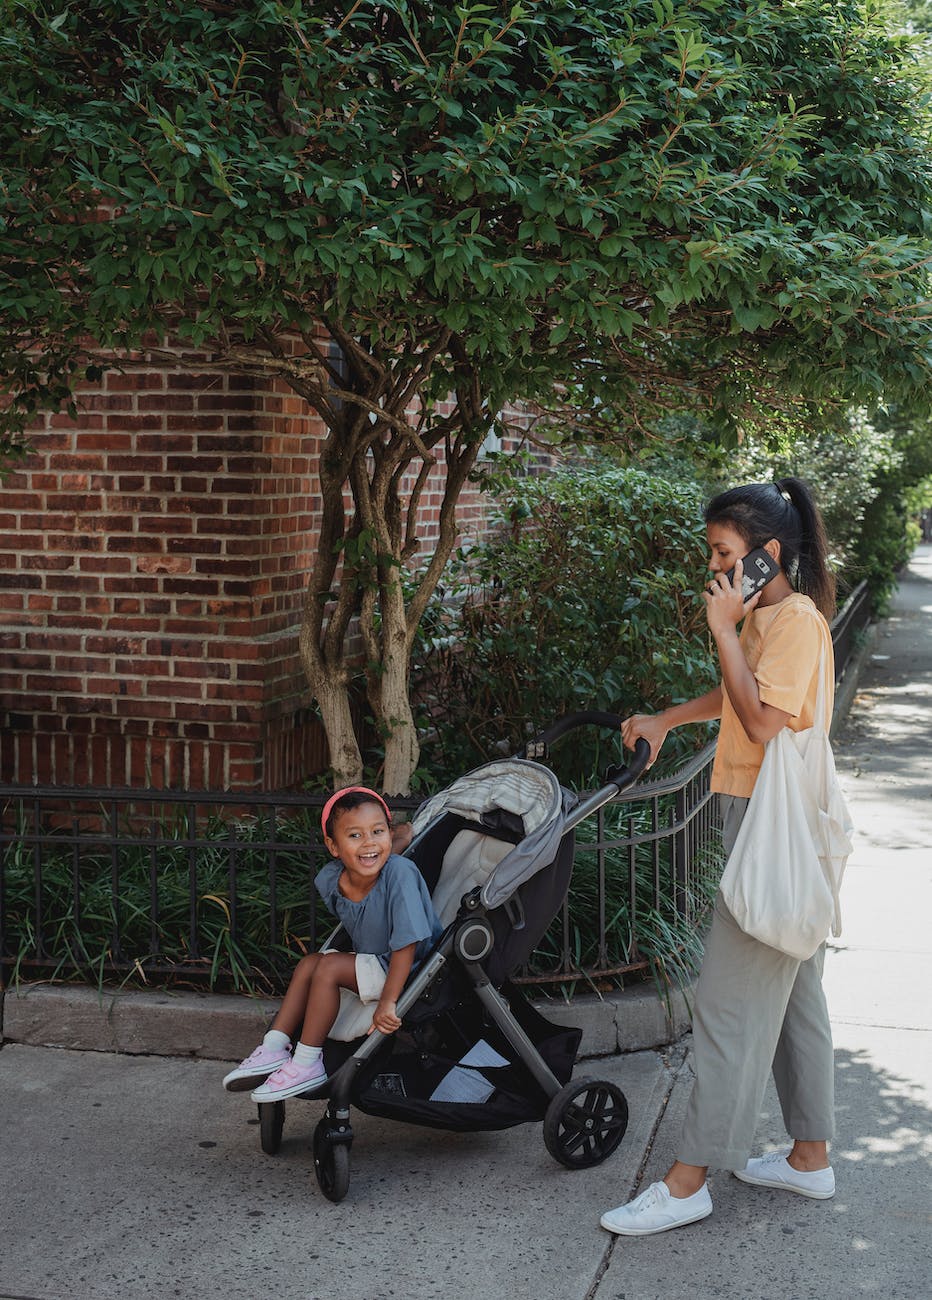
[{"xmin": 725, "ymin": 547, "xmax": 780, "ymax": 601}]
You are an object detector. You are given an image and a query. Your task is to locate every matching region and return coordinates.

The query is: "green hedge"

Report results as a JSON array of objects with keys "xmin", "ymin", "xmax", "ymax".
[{"xmin": 413, "ymin": 458, "xmax": 719, "ymax": 788}]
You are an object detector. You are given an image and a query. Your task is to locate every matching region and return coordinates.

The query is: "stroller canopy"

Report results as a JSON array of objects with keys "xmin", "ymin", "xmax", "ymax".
[{"xmin": 411, "ymin": 759, "xmax": 575, "ymax": 910}]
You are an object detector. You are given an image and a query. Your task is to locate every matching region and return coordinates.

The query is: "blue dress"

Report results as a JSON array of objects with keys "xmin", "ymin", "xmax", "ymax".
[{"xmin": 315, "ymin": 854, "xmax": 443, "ymax": 972}]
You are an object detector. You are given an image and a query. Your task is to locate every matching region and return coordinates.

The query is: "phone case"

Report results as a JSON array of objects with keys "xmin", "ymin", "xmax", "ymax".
[{"xmin": 727, "ymin": 548, "xmax": 779, "ymax": 600}]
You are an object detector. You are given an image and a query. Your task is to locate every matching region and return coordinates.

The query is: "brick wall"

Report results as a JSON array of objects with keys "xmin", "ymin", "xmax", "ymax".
[{"xmin": 0, "ymin": 359, "xmax": 525, "ymax": 791}]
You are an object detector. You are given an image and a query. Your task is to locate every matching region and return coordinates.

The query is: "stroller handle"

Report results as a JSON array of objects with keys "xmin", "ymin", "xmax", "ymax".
[{"xmin": 521, "ymin": 710, "xmax": 625, "ymax": 756}]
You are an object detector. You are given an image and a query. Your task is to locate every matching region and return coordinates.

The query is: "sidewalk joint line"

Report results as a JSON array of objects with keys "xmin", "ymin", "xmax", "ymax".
[{"xmin": 584, "ymin": 1045, "xmax": 690, "ymax": 1298}]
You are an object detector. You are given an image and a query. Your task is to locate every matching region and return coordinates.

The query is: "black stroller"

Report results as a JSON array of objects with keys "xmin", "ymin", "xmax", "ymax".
[{"xmin": 256, "ymin": 713, "xmax": 650, "ymax": 1202}]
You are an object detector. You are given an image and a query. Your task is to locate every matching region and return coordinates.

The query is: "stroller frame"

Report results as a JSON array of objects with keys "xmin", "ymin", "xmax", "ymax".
[{"xmin": 256, "ymin": 714, "xmax": 651, "ymax": 1202}]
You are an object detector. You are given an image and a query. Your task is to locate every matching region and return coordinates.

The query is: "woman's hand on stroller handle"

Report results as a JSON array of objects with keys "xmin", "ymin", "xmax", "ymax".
[{"xmin": 621, "ymin": 713, "xmax": 668, "ymax": 768}]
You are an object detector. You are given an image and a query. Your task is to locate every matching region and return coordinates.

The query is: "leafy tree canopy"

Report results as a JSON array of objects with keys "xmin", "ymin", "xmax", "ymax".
[
  {"xmin": 2, "ymin": 0, "xmax": 932, "ymax": 449},
  {"xmin": 2, "ymin": 0, "xmax": 932, "ymax": 790}
]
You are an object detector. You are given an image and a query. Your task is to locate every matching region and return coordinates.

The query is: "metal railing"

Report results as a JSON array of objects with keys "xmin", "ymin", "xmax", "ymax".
[
  {"xmin": 0, "ymin": 591, "xmax": 870, "ymax": 995},
  {"xmin": 522, "ymin": 741, "xmax": 720, "ymax": 988},
  {"xmin": 831, "ymin": 581, "xmax": 871, "ymax": 685}
]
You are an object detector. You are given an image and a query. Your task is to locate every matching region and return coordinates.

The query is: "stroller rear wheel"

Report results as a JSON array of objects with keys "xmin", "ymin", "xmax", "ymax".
[
  {"xmin": 258, "ymin": 1101, "xmax": 285, "ymax": 1155},
  {"xmin": 313, "ymin": 1117, "xmax": 351, "ymax": 1202},
  {"xmin": 543, "ymin": 1077, "xmax": 628, "ymax": 1169}
]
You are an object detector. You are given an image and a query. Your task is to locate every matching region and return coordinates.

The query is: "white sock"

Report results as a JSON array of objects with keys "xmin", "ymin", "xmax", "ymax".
[
  {"xmin": 263, "ymin": 1029, "xmax": 291, "ymax": 1053},
  {"xmin": 292, "ymin": 1042, "xmax": 323, "ymax": 1067}
]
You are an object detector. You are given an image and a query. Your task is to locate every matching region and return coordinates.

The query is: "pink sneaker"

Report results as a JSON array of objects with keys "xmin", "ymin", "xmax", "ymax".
[
  {"xmin": 251, "ymin": 1057, "xmax": 328, "ymax": 1102},
  {"xmin": 222, "ymin": 1043, "xmax": 292, "ymax": 1092}
]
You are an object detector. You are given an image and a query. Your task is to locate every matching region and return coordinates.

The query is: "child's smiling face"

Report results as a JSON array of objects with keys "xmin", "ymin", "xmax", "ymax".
[{"xmin": 324, "ymin": 800, "xmax": 392, "ymax": 885}]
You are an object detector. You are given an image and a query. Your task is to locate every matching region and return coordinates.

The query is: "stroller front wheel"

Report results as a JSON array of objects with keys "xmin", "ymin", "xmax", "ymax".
[
  {"xmin": 258, "ymin": 1100, "xmax": 285, "ymax": 1155},
  {"xmin": 313, "ymin": 1118, "xmax": 351, "ymax": 1202},
  {"xmin": 543, "ymin": 1077, "xmax": 629, "ymax": 1169}
]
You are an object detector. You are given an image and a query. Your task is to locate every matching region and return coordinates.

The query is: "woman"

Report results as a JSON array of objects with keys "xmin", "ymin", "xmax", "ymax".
[{"xmin": 601, "ymin": 478, "xmax": 838, "ymax": 1236}]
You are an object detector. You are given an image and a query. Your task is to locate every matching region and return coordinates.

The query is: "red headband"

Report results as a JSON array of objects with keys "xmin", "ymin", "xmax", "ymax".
[{"xmin": 320, "ymin": 786, "xmax": 392, "ymax": 838}]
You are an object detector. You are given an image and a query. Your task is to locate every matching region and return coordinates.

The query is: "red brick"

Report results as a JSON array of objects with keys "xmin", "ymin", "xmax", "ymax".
[
  {"xmin": 27, "ymin": 673, "xmax": 83, "ymax": 693},
  {"xmin": 138, "ymin": 515, "xmax": 193, "ymax": 535},
  {"xmin": 20, "ymin": 555, "xmax": 76, "ymax": 571},
  {"xmin": 136, "ymin": 555, "xmax": 192, "ymax": 576},
  {"xmin": 167, "ymin": 415, "xmax": 224, "ymax": 433},
  {"xmin": 79, "ymin": 556, "xmax": 133, "ymax": 573},
  {"xmin": 45, "ymin": 533, "xmax": 106, "ymax": 551},
  {"xmin": 138, "ymin": 394, "xmax": 195, "ymax": 412},
  {"xmin": 107, "ymin": 536, "xmax": 162, "ymax": 553},
  {"xmin": 166, "ymin": 373, "xmax": 222, "ymax": 391},
  {"xmin": 105, "ymin": 371, "xmax": 165, "ymax": 391},
  {"xmin": 42, "ymin": 613, "xmax": 94, "ymax": 634}
]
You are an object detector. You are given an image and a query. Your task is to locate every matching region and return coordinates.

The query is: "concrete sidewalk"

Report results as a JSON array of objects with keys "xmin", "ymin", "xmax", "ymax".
[{"xmin": 1, "ymin": 549, "xmax": 930, "ymax": 1300}]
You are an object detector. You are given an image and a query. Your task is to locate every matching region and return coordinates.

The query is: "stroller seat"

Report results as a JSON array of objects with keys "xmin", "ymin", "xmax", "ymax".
[
  {"xmin": 428, "ymin": 828, "xmax": 514, "ymax": 925},
  {"xmin": 328, "ymin": 828, "xmax": 513, "ymax": 1041}
]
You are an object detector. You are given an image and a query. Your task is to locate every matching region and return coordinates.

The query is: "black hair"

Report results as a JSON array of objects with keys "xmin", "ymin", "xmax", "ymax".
[
  {"xmin": 704, "ymin": 477, "xmax": 836, "ymax": 617},
  {"xmin": 324, "ymin": 790, "xmax": 390, "ymax": 839}
]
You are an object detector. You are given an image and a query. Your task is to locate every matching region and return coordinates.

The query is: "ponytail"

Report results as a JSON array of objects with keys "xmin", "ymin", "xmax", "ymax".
[
  {"xmin": 773, "ymin": 477, "xmax": 836, "ymax": 618},
  {"xmin": 705, "ymin": 477, "xmax": 836, "ymax": 618}
]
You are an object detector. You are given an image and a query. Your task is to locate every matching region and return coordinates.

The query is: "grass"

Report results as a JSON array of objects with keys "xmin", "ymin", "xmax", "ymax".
[
  {"xmin": 0, "ymin": 804, "xmax": 335, "ymax": 996},
  {"xmin": 523, "ymin": 797, "xmax": 722, "ymax": 1004}
]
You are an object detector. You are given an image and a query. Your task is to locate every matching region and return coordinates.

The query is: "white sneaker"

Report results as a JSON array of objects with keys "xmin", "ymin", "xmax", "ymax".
[
  {"xmin": 600, "ymin": 1180, "xmax": 713, "ymax": 1236},
  {"xmin": 734, "ymin": 1150, "xmax": 835, "ymax": 1199}
]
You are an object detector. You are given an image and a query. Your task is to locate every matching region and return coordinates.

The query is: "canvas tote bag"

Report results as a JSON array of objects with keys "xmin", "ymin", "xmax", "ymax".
[{"xmin": 719, "ymin": 646, "xmax": 854, "ymax": 961}]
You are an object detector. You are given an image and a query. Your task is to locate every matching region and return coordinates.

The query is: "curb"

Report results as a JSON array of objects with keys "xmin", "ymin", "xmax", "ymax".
[{"xmin": 0, "ymin": 978, "xmax": 692, "ymax": 1064}]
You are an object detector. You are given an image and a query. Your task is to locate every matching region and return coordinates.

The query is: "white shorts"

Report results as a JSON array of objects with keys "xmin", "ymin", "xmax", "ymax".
[
  {"xmin": 320, "ymin": 948, "xmax": 386, "ymax": 1005},
  {"xmin": 354, "ymin": 953, "xmax": 387, "ymax": 1004}
]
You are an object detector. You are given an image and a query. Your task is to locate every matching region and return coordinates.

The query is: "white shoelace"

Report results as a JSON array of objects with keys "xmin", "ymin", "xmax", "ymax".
[
  {"xmin": 757, "ymin": 1151, "xmax": 788, "ymax": 1167},
  {"xmin": 631, "ymin": 1181, "xmax": 669, "ymax": 1212}
]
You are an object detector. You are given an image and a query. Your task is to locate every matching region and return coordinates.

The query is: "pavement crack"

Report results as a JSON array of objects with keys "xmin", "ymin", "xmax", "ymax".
[{"xmin": 584, "ymin": 1046, "xmax": 690, "ymax": 1300}]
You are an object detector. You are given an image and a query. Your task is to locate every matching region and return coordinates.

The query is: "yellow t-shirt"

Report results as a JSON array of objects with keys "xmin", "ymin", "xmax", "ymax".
[{"xmin": 710, "ymin": 592, "xmax": 834, "ymax": 798}]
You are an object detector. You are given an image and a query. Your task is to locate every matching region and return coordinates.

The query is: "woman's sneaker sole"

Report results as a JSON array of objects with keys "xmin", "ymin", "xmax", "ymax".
[{"xmin": 600, "ymin": 1203, "xmax": 712, "ymax": 1235}]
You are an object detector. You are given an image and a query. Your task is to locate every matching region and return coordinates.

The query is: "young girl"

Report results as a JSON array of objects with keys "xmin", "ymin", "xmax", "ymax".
[
  {"xmin": 222, "ymin": 786, "xmax": 441, "ymax": 1102},
  {"xmin": 601, "ymin": 478, "xmax": 839, "ymax": 1236}
]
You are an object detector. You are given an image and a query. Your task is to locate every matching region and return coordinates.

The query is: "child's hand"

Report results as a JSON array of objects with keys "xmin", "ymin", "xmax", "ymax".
[
  {"xmin": 703, "ymin": 557, "xmax": 761, "ymax": 639},
  {"xmin": 368, "ymin": 998, "xmax": 402, "ymax": 1036}
]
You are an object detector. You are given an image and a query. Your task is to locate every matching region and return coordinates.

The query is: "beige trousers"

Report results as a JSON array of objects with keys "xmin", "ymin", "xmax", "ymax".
[{"xmin": 676, "ymin": 795, "xmax": 835, "ymax": 1170}]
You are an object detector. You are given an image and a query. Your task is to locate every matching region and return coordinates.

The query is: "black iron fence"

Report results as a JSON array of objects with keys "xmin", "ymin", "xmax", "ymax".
[
  {"xmin": 831, "ymin": 581, "xmax": 872, "ymax": 688},
  {"xmin": 0, "ymin": 768, "xmax": 718, "ymax": 994},
  {"xmin": 0, "ymin": 588, "xmax": 871, "ymax": 996}
]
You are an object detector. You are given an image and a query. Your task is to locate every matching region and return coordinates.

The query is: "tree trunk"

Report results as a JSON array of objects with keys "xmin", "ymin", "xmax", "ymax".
[
  {"xmin": 309, "ymin": 662, "xmax": 364, "ymax": 788},
  {"xmin": 299, "ymin": 586, "xmax": 365, "ymax": 788},
  {"xmin": 374, "ymin": 558, "xmax": 421, "ymax": 795},
  {"xmin": 379, "ymin": 649, "xmax": 420, "ymax": 796},
  {"xmin": 289, "ymin": 329, "xmax": 489, "ymax": 797}
]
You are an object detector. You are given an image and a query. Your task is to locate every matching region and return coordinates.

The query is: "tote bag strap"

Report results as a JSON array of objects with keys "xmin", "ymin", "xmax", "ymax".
[
  {"xmin": 812, "ymin": 633, "xmax": 832, "ymax": 735},
  {"xmin": 806, "ymin": 633, "xmax": 848, "ymax": 936}
]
